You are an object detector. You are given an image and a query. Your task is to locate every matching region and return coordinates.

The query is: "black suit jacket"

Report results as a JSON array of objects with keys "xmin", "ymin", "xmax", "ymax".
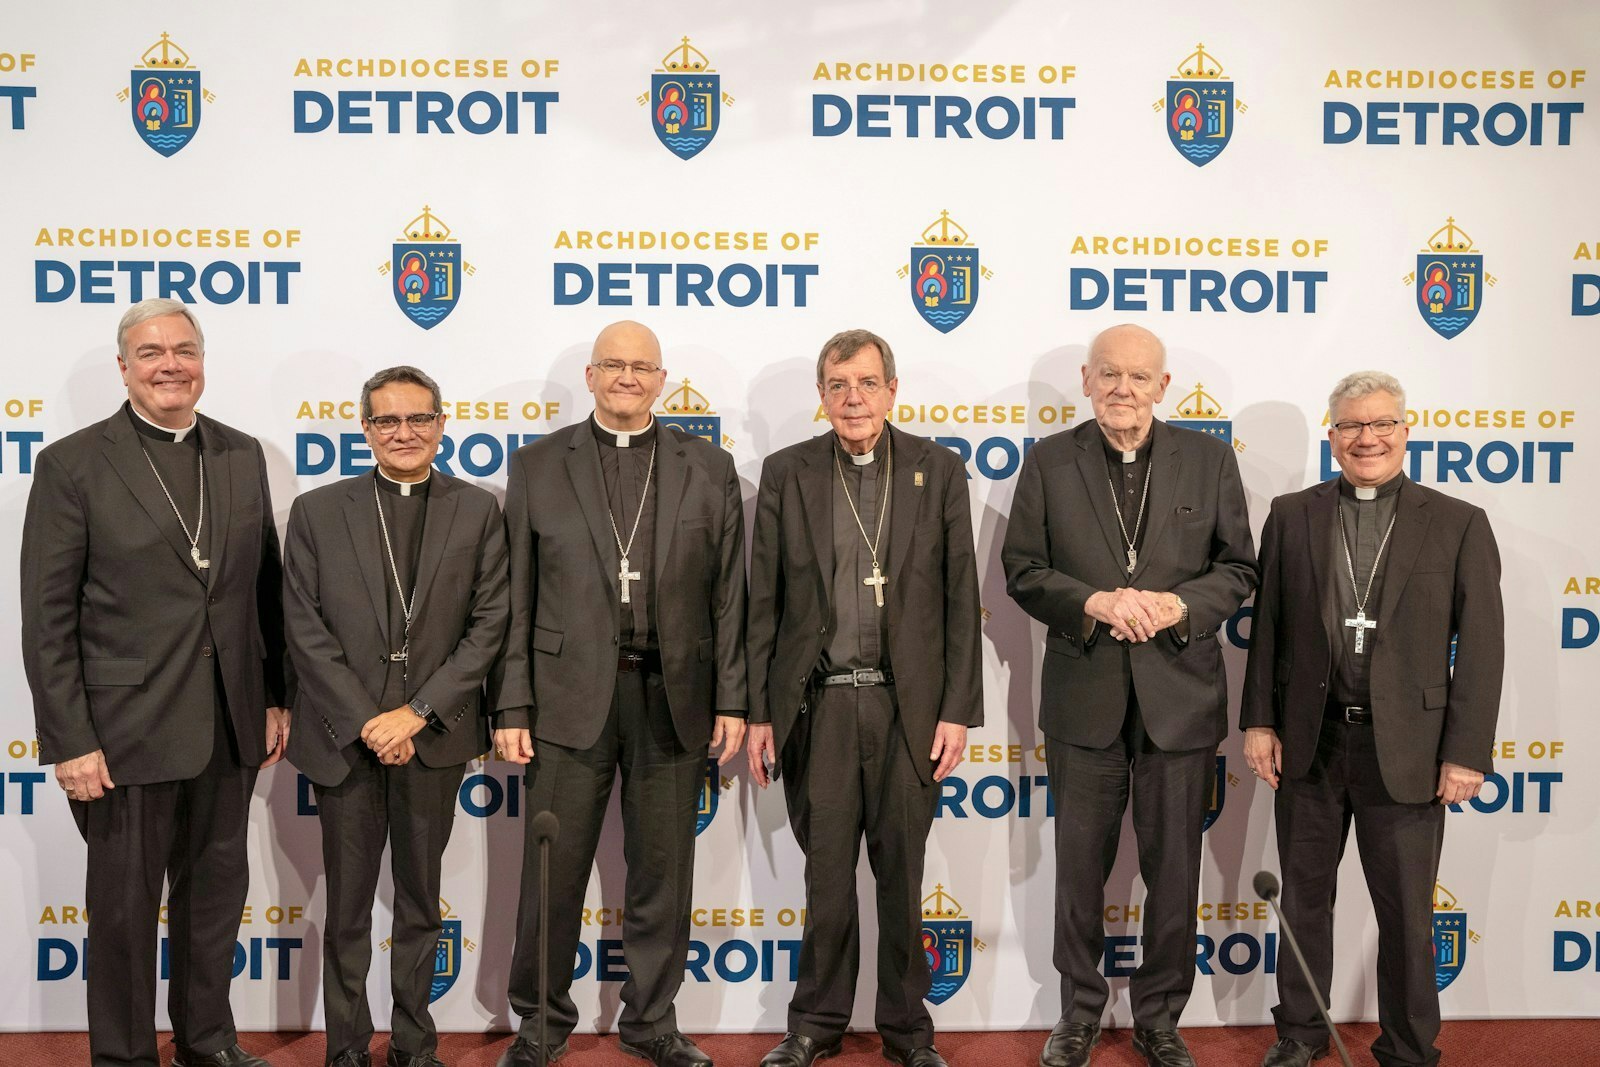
[
  {"xmin": 21, "ymin": 407, "xmax": 292, "ymax": 785},
  {"xmin": 489, "ymin": 420, "xmax": 747, "ymax": 750},
  {"xmin": 283, "ymin": 471, "xmax": 510, "ymax": 787},
  {"xmin": 1240, "ymin": 477, "xmax": 1504, "ymax": 804},
  {"xmin": 746, "ymin": 424, "xmax": 983, "ymax": 784},
  {"xmin": 1003, "ymin": 418, "xmax": 1258, "ymax": 751}
]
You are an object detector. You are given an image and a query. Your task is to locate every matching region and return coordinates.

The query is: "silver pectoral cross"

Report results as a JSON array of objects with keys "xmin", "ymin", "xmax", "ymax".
[
  {"xmin": 619, "ymin": 556, "xmax": 641, "ymax": 604},
  {"xmin": 191, "ymin": 546, "xmax": 210, "ymax": 570},
  {"xmin": 1344, "ymin": 610, "xmax": 1377, "ymax": 654},
  {"xmin": 1125, "ymin": 548, "xmax": 1137, "ymax": 574},
  {"xmin": 863, "ymin": 563, "xmax": 887, "ymax": 608}
]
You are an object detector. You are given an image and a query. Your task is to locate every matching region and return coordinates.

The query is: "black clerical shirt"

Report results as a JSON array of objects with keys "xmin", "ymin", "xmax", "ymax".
[
  {"xmin": 127, "ymin": 401, "xmax": 211, "ymax": 575},
  {"xmin": 593, "ymin": 415, "xmax": 658, "ymax": 652},
  {"xmin": 1330, "ymin": 472, "xmax": 1403, "ymax": 706},
  {"xmin": 819, "ymin": 432, "xmax": 893, "ymax": 673},
  {"xmin": 375, "ymin": 471, "xmax": 429, "ymax": 709}
]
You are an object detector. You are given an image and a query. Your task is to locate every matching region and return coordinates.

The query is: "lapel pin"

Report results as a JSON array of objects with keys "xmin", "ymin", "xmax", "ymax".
[{"xmin": 914, "ymin": 471, "xmax": 924, "ymax": 487}]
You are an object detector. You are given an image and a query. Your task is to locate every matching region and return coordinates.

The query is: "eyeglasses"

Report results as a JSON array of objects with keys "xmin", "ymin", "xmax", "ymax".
[
  {"xmin": 824, "ymin": 380, "xmax": 884, "ymax": 397},
  {"xmin": 592, "ymin": 360, "xmax": 662, "ymax": 377},
  {"xmin": 1332, "ymin": 419, "xmax": 1401, "ymax": 440},
  {"xmin": 367, "ymin": 412, "xmax": 442, "ymax": 434}
]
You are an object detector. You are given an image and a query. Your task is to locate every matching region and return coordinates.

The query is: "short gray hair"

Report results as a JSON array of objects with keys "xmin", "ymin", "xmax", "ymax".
[
  {"xmin": 117, "ymin": 299, "xmax": 204, "ymax": 358},
  {"xmin": 360, "ymin": 365, "xmax": 443, "ymax": 419},
  {"xmin": 816, "ymin": 328, "xmax": 896, "ymax": 384},
  {"xmin": 1328, "ymin": 371, "xmax": 1406, "ymax": 421}
]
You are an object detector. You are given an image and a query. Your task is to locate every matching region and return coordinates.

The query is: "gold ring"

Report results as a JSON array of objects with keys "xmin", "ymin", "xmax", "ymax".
[{"xmin": 1126, "ymin": 617, "xmax": 1140, "ymax": 628}]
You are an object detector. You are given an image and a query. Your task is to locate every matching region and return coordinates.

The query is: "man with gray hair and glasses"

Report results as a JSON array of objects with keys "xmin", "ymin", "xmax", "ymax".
[
  {"xmin": 1241, "ymin": 371, "xmax": 1504, "ymax": 1067},
  {"xmin": 21, "ymin": 298, "xmax": 292, "ymax": 1067},
  {"xmin": 284, "ymin": 366, "xmax": 510, "ymax": 1067}
]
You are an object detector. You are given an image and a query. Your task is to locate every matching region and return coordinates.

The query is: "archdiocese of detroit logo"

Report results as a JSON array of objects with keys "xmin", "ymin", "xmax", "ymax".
[
  {"xmin": 657, "ymin": 379, "xmax": 726, "ymax": 449},
  {"xmin": 1168, "ymin": 382, "xmax": 1245, "ymax": 450},
  {"xmin": 693, "ymin": 758, "xmax": 729, "ymax": 836},
  {"xmin": 380, "ymin": 206, "xmax": 473, "ymax": 330},
  {"xmin": 1409, "ymin": 217, "xmax": 1494, "ymax": 340},
  {"xmin": 921, "ymin": 884, "xmax": 983, "ymax": 1004},
  {"xmin": 120, "ymin": 32, "xmax": 210, "ymax": 157},
  {"xmin": 645, "ymin": 37, "xmax": 731, "ymax": 160},
  {"xmin": 902, "ymin": 211, "xmax": 991, "ymax": 334},
  {"xmin": 1201, "ymin": 754, "xmax": 1230, "ymax": 832},
  {"xmin": 1433, "ymin": 882, "xmax": 1478, "ymax": 992},
  {"xmin": 378, "ymin": 898, "xmax": 475, "ymax": 1003},
  {"xmin": 1158, "ymin": 43, "xmax": 1244, "ymax": 167}
]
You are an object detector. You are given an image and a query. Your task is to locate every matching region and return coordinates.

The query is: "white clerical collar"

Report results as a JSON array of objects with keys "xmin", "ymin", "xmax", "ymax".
[
  {"xmin": 848, "ymin": 449, "xmax": 876, "ymax": 466},
  {"xmin": 595, "ymin": 413, "xmax": 654, "ymax": 447},
  {"xmin": 1353, "ymin": 485, "xmax": 1377, "ymax": 501},
  {"xmin": 1121, "ymin": 450, "xmax": 1137, "ymax": 464},
  {"xmin": 378, "ymin": 468, "xmax": 431, "ymax": 496},
  {"xmin": 130, "ymin": 402, "xmax": 196, "ymax": 442}
]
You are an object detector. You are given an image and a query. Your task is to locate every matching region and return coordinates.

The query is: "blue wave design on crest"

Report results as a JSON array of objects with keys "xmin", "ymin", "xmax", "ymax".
[
  {"xmin": 661, "ymin": 136, "xmax": 708, "ymax": 149},
  {"xmin": 1179, "ymin": 143, "xmax": 1222, "ymax": 159},
  {"xmin": 1430, "ymin": 317, "xmax": 1470, "ymax": 333},
  {"xmin": 928, "ymin": 980, "xmax": 961, "ymax": 1003},
  {"xmin": 922, "ymin": 310, "xmax": 970, "ymax": 325},
  {"xmin": 145, "ymin": 134, "xmax": 189, "ymax": 148},
  {"xmin": 405, "ymin": 306, "xmax": 451, "ymax": 322}
]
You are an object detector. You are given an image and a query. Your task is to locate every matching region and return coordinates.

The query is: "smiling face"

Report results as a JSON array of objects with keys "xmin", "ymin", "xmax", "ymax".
[
  {"xmin": 585, "ymin": 320, "xmax": 666, "ymax": 431},
  {"xmin": 817, "ymin": 342, "xmax": 898, "ymax": 454},
  {"xmin": 362, "ymin": 381, "xmax": 445, "ymax": 482},
  {"xmin": 118, "ymin": 313, "xmax": 205, "ymax": 428},
  {"xmin": 1081, "ymin": 324, "xmax": 1170, "ymax": 445},
  {"xmin": 1329, "ymin": 390, "xmax": 1409, "ymax": 487}
]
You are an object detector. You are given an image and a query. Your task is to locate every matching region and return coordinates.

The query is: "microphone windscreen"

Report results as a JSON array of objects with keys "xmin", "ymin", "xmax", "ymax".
[
  {"xmin": 531, "ymin": 810, "xmax": 560, "ymax": 845},
  {"xmin": 1253, "ymin": 869, "xmax": 1281, "ymax": 901}
]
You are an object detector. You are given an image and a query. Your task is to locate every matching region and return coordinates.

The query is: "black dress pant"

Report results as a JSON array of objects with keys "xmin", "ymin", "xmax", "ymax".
[
  {"xmin": 509, "ymin": 667, "xmax": 705, "ymax": 1045},
  {"xmin": 780, "ymin": 684, "xmax": 938, "ymax": 1051},
  {"xmin": 1045, "ymin": 694, "xmax": 1212, "ymax": 1029},
  {"xmin": 1274, "ymin": 716, "xmax": 1446, "ymax": 1067},
  {"xmin": 71, "ymin": 705, "xmax": 256, "ymax": 1067},
  {"xmin": 312, "ymin": 747, "xmax": 464, "ymax": 1063}
]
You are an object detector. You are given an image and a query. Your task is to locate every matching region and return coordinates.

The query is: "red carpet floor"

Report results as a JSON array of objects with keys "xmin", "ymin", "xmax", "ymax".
[{"xmin": 0, "ymin": 1022, "xmax": 1594, "ymax": 1066}]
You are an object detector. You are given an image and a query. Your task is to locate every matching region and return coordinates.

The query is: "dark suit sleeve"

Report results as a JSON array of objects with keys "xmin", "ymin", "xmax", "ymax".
[
  {"xmin": 745, "ymin": 458, "xmax": 784, "ymax": 726},
  {"xmin": 1170, "ymin": 445, "xmax": 1258, "ymax": 641},
  {"xmin": 414, "ymin": 496, "xmax": 512, "ymax": 729},
  {"xmin": 1239, "ymin": 498, "xmax": 1284, "ymax": 730},
  {"xmin": 712, "ymin": 452, "xmax": 749, "ymax": 715},
  {"xmin": 938, "ymin": 455, "xmax": 983, "ymax": 727},
  {"xmin": 1002, "ymin": 447, "xmax": 1100, "ymax": 634},
  {"xmin": 487, "ymin": 449, "xmax": 536, "ymax": 731},
  {"xmin": 282, "ymin": 496, "xmax": 379, "ymax": 742},
  {"xmin": 254, "ymin": 441, "xmax": 294, "ymax": 708},
  {"xmin": 1438, "ymin": 507, "xmax": 1504, "ymax": 772},
  {"xmin": 20, "ymin": 447, "xmax": 100, "ymax": 765}
]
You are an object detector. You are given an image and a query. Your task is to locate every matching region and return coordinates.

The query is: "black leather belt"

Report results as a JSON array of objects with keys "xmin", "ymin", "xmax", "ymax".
[
  {"xmin": 617, "ymin": 650, "xmax": 662, "ymax": 673},
  {"xmin": 1326, "ymin": 701, "xmax": 1372, "ymax": 725},
  {"xmin": 815, "ymin": 668, "xmax": 895, "ymax": 688}
]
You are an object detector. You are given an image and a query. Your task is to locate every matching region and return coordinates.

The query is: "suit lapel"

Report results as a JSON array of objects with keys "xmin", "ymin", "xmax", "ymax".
[
  {"xmin": 653, "ymin": 427, "xmax": 688, "ymax": 583},
  {"xmin": 567, "ymin": 422, "xmax": 620, "ymax": 600},
  {"xmin": 1376, "ymin": 480, "xmax": 1430, "ymax": 625},
  {"xmin": 410, "ymin": 473, "xmax": 460, "ymax": 621},
  {"xmin": 885, "ymin": 426, "xmax": 919, "ymax": 593},
  {"xmin": 202, "ymin": 418, "xmax": 234, "ymax": 590},
  {"xmin": 1130, "ymin": 420, "xmax": 1179, "ymax": 583},
  {"xmin": 798, "ymin": 434, "xmax": 834, "ymax": 610},
  {"xmin": 343, "ymin": 474, "xmax": 390, "ymax": 640},
  {"xmin": 100, "ymin": 412, "xmax": 207, "ymax": 586},
  {"xmin": 1073, "ymin": 422, "xmax": 1132, "ymax": 576},
  {"xmin": 1305, "ymin": 480, "xmax": 1338, "ymax": 657}
]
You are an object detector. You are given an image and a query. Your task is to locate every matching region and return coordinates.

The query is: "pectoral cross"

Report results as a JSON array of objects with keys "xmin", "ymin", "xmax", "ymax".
[
  {"xmin": 191, "ymin": 547, "xmax": 210, "ymax": 570},
  {"xmin": 863, "ymin": 563, "xmax": 887, "ymax": 608},
  {"xmin": 1125, "ymin": 547, "xmax": 1137, "ymax": 574},
  {"xmin": 619, "ymin": 556, "xmax": 641, "ymax": 604},
  {"xmin": 1344, "ymin": 610, "xmax": 1377, "ymax": 654}
]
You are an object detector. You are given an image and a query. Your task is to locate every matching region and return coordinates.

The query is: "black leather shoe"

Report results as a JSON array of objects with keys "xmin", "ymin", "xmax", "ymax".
[
  {"xmin": 1261, "ymin": 1038, "xmax": 1329, "ymax": 1066},
  {"xmin": 173, "ymin": 1044, "xmax": 271, "ymax": 1067},
  {"xmin": 329, "ymin": 1052, "xmax": 370, "ymax": 1067},
  {"xmin": 620, "ymin": 1031, "xmax": 713, "ymax": 1067},
  {"xmin": 882, "ymin": 1046, "xmax": 948, "ymax": 1067},
  {"xmin": 1040, "ymin": 1020, "xmax": 1100, "ymax": 1067},
  {"xmin": 386, "ymin": 1050, "xmax": 445, "ymax": 1067},
  {"xmin": 760, "ymin": 1033, "xmax": 843, "ymax": 1067},
  {"xmin": 496, "ymin": 1036, "xmax": 569, "ymax": 1066},
  {"xmin": 1132, "ymin": 1028, "xmax": 1195, "ymax": 1067}
]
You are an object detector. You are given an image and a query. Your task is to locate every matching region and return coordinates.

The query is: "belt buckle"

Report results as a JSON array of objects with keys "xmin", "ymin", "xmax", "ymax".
[
  {"xmin": 620, "ymin": 652, "xmax": 644, "ymax": 671},
  {"xmin": 1342, "ymin": 705, "xmax": 1364, "ymax": 723},
  {"xmin": 851, "ymin": 668, "xmax": 874, "ymax": 688}
]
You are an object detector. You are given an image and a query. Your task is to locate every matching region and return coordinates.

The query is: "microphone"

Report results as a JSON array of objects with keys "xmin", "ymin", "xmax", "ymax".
[
  {"xmin": 531, "ymin": 811, "xmax": 560, "ymax": 1065},
  {"xmin": 1254, "ymin": 870, "xmax": 1354, "ymax": 1067}
]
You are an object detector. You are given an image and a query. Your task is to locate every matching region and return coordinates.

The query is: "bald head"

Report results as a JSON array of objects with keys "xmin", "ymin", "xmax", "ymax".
[
  {"xmin": 1086, "ymin": 323, "xmax": 1167, "ymax": 374},
  {"xmin": 586, "ymin": 320, "xmax": 667, "ymax": 432},
  {"xmin": 1081, "ymin": 323, "xmax": 1172, "ymax": 449},
  {"xmin": 593, "ymin": 319, "xmax": 661, "ymax": 364}
]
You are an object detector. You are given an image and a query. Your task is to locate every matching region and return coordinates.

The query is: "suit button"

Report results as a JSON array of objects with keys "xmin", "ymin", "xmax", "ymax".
[
  {"xmin": 207, "ymin": 596, "xmax": 217, "ymax": 605},
  {"xmin": 201, "ymin": 646, "xmax": 213, "ymax": 658},
  {"xmin": 819, "ymin": 626, "xmax": 827, "ymax": 635}
]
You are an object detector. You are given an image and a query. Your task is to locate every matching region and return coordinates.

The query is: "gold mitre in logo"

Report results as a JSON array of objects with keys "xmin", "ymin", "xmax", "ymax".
[
  {"xmin": 138, "ymin": 32, "xmax": 192, "ymax": 70},
  {"xmin": 1423, "ymin": 217, "xmax": 1476, "ymax": 254},
  {"xmin": 1175, "ymin": 382, "xmax": 1225, "ymax": 420},
  {"xmin": 1433, "ymin": 883, "xmax": 1460, "ymax": 911},
  {"xmin": 1174, "ymin": 42, "xmax": 1226, "ymax": 80},
  {"xmin": 921, "ymin": 883, "xmax": 967, "ymax": 921},
  {"xmin": 660, "ymin": 378, "xmax": 715, "ymax": 417},
  {"xmin": 400, "ymin": 205, "xmax": 453, "ymax": 243},
  {"xmin": 919, "ymin": 210, "xmax": 970, "ymax": 248},
  {"xmin": 659, "ymin": 36, "xmax": 713, "ymax": 73}
]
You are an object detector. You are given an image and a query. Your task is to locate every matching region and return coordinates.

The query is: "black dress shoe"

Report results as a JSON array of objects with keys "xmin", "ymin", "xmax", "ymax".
[
  {"xmin": 329, "ymin": 1052, "xmax": 370, "ymax": 1067},
  {"xmin": 760, "ymin": 1033, "xmax": 843, "ymax": 1067},
  {"xmin": 1040, "ymin": 1021, "xmax": 1100, "ymax": 1067},
  {"xmin": 620, "ymin": 1031, "xmax": 713, "ymax": 1067},
  {"xmin": 386, "ymin": 1050, "xmax": 445, "ymax": 1067},
  {"xmin": 497, "ymin": 1036, "xmax": 570, "ymax": 1066},
  {"xmin": 1261, "ymin": 1037, "xmax": 1329, "ymax": 1066},
  {"xmin": 1131, "ymin": 1028, "xmax": 1195, "ymax": 1067},
  {"xmin": 882, "ymin": 1046, "xmax": 949, "ymax": 1067},
  {"xmin": 173, "ymin": 1044, "xmax": 271, "ymax": 1067}
]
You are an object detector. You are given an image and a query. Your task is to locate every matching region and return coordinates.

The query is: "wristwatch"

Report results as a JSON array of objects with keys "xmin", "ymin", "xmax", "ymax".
[
  {"xmin": 408, "ymin": 697, "xmax": 434, "ymax": 724},
  {"xmin": 1174, "ymin": 595, "xmax": 1189, "ymax": 624}
]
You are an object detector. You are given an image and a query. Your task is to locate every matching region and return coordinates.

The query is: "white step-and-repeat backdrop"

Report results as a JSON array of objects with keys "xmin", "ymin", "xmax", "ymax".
[{"xmin": 3, "ymin": 0, "xmax": 1597, "ymax": 1034}]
